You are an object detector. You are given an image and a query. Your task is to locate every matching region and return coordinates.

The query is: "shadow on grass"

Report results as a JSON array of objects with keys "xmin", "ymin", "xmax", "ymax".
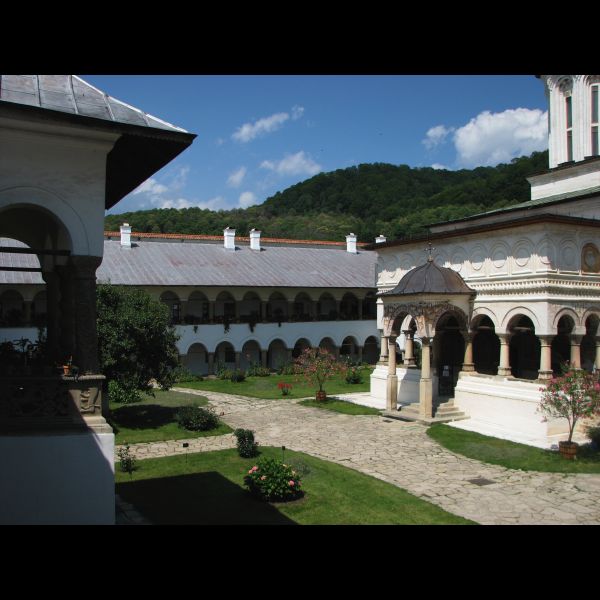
[
  {"xmin": 116, "ymin": 471, "xmax": 298, "ymax": 525},
  {"xmin": 110, "ymin": 404, "xmax": 180, "ymax": 433}
]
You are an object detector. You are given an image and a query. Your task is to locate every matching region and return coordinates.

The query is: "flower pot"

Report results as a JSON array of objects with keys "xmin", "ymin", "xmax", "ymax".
[
  {"xmin": 316, "ymin": 390, "xmax": 327, "ymax": 402},
  {"xmin": 558, "ymin": 441, "xmax": 579, "ymax": 460}
]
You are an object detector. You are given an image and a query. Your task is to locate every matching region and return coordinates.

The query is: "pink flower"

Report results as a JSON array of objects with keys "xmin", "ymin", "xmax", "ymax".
[
  {"xmin": 289, "ymin": 480, "xmax": 295, "ymax": 486},
  {"xmin": 260, "ymin": 475, "xmax": 266, "ymax": 480}
]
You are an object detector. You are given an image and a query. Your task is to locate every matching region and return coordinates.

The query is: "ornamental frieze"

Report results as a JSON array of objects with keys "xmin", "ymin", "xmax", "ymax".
[{"xmin": 383, "ymin": 301, "xmax": 470, "ymax": 337}]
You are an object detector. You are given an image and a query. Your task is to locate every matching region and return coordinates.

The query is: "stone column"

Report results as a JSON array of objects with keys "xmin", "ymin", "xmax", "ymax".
[
  {"xmin": 357, "ymin": 345, "xmax": 363, "ymax": 364},
  {"xmin": 235, "ymin": 351, "xmax": 241, "ymax": 370},
  {"xmin": 419, "ymin": 337, "xmax": 433, "ymax": 419},
  {"xmin": 179, "ymin": 300, "xmax": 187, "ymax": 322},
  {"xmin": 208, "ymin": 301, "xmax": 215, "ymax": 324},
  {"xmin": 386, "ymin": 335, "xmax": 398, "ymax": 411},
  {"xmin": 42, "ymin": 271, "xmax": 61, "ymax": 365},
  {"xmin": 538, "ymin": 336, "xmax": 553, "ymax": 380},
  {"xmin": 286, "ymin": 348, "xmax": 293, "ymax": 363},
  {"xmin": 334, "ymin": 346, "xmax": 340, "ymax": 360},
  {"xmin": 403, "ymin": 330, "xmax": 416, "ymax": 367},
  {"xmin": 570, "ymin": 335, "xmax": 582, "ymax": 369},
  {"xmin": 312, "ymin": 300, "xmax": 318, "ymax": 321},
  {"xmin": 461, "ymin": 332, "xmax": 475, "ymax": 372},
  {"xmin": 260, "ymin": 301, "xmax": 268, "ymax": 323},
  {"xmin": 57, "ymin": 264, "xmax": 76, "ymax": 363},
  {"xmin": 378, "ymin": 334, "xmax": 389, "ymax": 365},
  {"xmin": 234, "ymin": 301, "xmax": 240, "ymax": 322},
  {"xmin": 595, "ymin": 338, "xmax": 600, "ymax": 371},
  {"xmin": 261, "ymin": 349, "xmax": 268, "ymax": 368},
  {"xmin": 358, "ymin": 300, "xmax": 363, "ymax": 320},
  {"xmin": 498, "ymin": 334, "xmax": 512, "ymax": 376},
  {"xmin": 288, "ymin": 301, "xmax": 295, "ymax": 321},
  {"xmin": 335, "ymin": 299, "xmax": 341, "ymax": 320},
  {"xmin": 207, "ymin": 352, "xmax": 215, "ymax": 375},
  {"xmin": 70, "ymin": 256, "xmax": 102, "ymax": 374}
]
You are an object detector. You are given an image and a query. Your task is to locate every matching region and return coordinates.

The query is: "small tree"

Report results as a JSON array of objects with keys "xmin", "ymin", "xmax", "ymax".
[
  {"xmin": 539, "ymin": 367, "xmax": 600, "ymax": 444},
  {"xmin": 294, "ymin": 347, "xmax": 345, "ymax": 399}
]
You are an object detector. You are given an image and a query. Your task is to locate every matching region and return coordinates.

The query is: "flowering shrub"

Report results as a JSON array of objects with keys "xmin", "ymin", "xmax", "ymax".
[
  {"xmin": 117, "ymin": 444, "xmax": 136, "ymax": 476},
  {"xmin": 244, "ymin": 457, "xmax": 303, "ymax": 502},
  {"xmin": 539, "ymin": 368, "xmax": 600, "ymax": 443},
  {"xmin": 278, "ymin": 382, "xmax": 292, "ymax": 396},
  {"xmin": 294, "ymin": 347, "xmax": 345, "ymax": 393},
  {"xmin": 345, "ymin": 366, "xmax": 363, "ymax": 384}
]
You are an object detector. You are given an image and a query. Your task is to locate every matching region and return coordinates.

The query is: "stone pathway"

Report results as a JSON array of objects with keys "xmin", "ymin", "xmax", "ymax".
[{"xmin": 115, "ymin": 389, "xmax": 600, "ymax": 525}]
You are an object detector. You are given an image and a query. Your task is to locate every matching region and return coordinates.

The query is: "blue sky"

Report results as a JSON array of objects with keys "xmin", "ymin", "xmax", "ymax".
[{"xmin": 81, "ymin": 75, "xmax": 549, "ymax": 216}]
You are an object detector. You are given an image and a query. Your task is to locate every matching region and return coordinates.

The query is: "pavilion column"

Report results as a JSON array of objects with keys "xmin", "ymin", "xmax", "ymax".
[
  {"xmin": 286, "ymin": 348, "xmax": 293, "ymax": 363},
  {"xmin": 207, "ymin": 352, "xmax": 215, "ymax": 375},
  {"xmin": 335, "ymin": 300, "xmax": 341, "ymax": 320},
  {"xmin": 419, "ymin": 337, "xmax": 433, "ymax": 419},
  {"xmin": 570, "ymin": 335, "xmax": 582, "ymax": 369},
  {"xmin": 311, "ymin": 300, "xmax": 318, "ymax": 321},
  {"xmin": 261, "ymin": 349, "xmax": 268, "ymax": 368},
  {"xmin": 260, "ymin": 301, "xmax": 267, "ymax": 323},
  {"xmin": 358, "ymin": 300, "xmax": 363, "ymax": 321},
  {"xmin": 334, "ymin": 345, "xmax": 340, "ymax": 360},
  {"xmin": 70, "ymin": 256, "xmax": 102, "ymax": 374},
  {"xmin": 538, "ymin": 336, "xmax": 553, "ymax": 380},
  {"xmin": 498, "ymin": 334, "xmax": 512, "ymax": 376},
  {"xmin": 403, "ymin": 330, "xmax": 416, "ymax": 367},
  {"xmin": 378, "ymin": 333, "xmax": 389, "ymax": 365},
  {"xmin": 386, "ymin": 335, "xmax": 398, "ymax": 411},
  {"xmin": 357, "ymin": 345, "xmax": 363, "ymax": 364},
  {"xmin": 595, "ymin": 338, "xmax": 600, "ymax": 371},
  {"xmin": 208, "ymin": 301, "xmax": 215, "ymax": 324},
  {"xmin": 461, "ymin": 332, "xmax": 475, "ymax": 372},
  {"xmin": 41, "ymin": 271, "xmax": 61, "ymax": 365},
  {"xmin": 235, "ymin": 351, "xmax": 241, "ymax": 370},
  {"xmin": 288, "ymin": 301, "xmax": 295, "ymax": 321},
  {"xmin": 57, "ymin": 264, "xmax": 76, "ymax": 363},
  {"xmin": 234, "ymin": 301, "xmax": 240, "ymax": 323}
]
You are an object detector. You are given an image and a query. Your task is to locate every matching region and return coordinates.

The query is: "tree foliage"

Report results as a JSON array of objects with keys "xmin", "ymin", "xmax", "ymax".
[
  {"xmin": 105, "ymin": 151, "xmax": 549, "ymax": 242},
  {"xmin": 96, "ymin": 283, "xmax": 180, "ymax": 393}
]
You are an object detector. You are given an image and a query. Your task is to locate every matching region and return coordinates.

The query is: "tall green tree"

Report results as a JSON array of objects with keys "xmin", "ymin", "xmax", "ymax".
[{"xmin": 96, "ymin": 284, "xmax": 180, "ymax": 396}]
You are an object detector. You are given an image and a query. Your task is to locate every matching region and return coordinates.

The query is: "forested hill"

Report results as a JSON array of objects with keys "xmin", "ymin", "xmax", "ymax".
[{"xmin": 105, "ymin": 150, "xmax": 549, "ymax": 242}]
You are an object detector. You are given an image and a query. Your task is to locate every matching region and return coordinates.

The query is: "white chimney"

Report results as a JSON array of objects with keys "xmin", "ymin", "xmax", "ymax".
[
  {"xmin": 250, "ymin": 228, "xmax": 261, "ymax": 251},
  {"xmin": 346, "ymin": 233, "xmax": 357, "ymax": 254},
  {"xmin": 224, "ymin": 227, "xmax": 236, "ymax": 251},
  {"xmin": 120, "ymin": 223, "xmax": 132, "ymax": 248},
  {"xmin": 375, "ymin": 234, "xmax": 387, "ymax": 244}
]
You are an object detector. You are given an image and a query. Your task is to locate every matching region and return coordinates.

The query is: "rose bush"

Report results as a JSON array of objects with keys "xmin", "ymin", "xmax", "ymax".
[{"xmin": 244, "ymin": 457, "xmax": 303, "ymax": 502}]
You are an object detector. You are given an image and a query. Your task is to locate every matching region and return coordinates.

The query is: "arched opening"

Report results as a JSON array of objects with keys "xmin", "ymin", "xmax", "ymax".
[
  {"xmin": 184, "ymin": 343, "xmax": 209, "ymax": 375},
  {"xmin": 434, "ymin": 313, "xmax": 465, "ymax": 396},
  {"xmin": 215, "ymin": 291, "xmax": 236, "ymax": 324},
  {"xmin": 318, "ymin": 336, "xmax": 336, "ymax": 355},
  {"xmin": 581, "ymin": 314, "xmax": 599, "ymax": 372},
  {"xmin": 267, "ymin": 292, "xmax": 288, "ymax": 323},
  {"xmin": 0, "ymin": 289, "xmax": 25, "ymax": 327},
  {"xmin": 186, "ymin": 291, "xmax": 209, "ymax": 324},
  {"xmin": 340, "ymin": 336, "xmax": 359, "ymax": 361},
  {"xmin": 267, "ymin": 339, "xmax": 287, "ymax": 370},
  {"xmin": 552, "ymin": 314, "xmax": 574, "ymax": 374},
  {"xmin": 508, "ymin": 315, "xmax": 540, "ymax": 380},
  {"xmin": 160, "ymin": 291, "xmax": 181, "ymax": 325},
  {"xmin": 292, "ymin": 337, "xmax": 311, "ymax": 359},
  {"xmin": 241, "ymin": 340, "xmax": 261, "ymax": 370},
  {"xmin": 317, "ymin": 292, "xmax": 336, "ymax": 321},
  {"xmin": 292, "ymin": 293, "xmax": 312, "ymax": 322},
  {"xmin": 363, "ymin": 335, "xmax": 379, "ymax": 364},
  {"xmin": 240, "ymin": 292, "xmax": 261, "ymax": 325},
  {"xmin": 362, "ymin": 292, "xmax": 377, "ymax": 320},
  {"xmin": 340, "ymin": 293, "xmax": 359, "ymax": 320},
  {"xmin": 472, "ymin": 315, "xmax": 500, "ymax": 375},
  {"xmin": 215, "ymin": 341, "xmax": 236, "ymax": 370}
]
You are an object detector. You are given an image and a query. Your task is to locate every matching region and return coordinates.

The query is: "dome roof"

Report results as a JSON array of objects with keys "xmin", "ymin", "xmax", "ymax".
[{"xmin": 384, "ymin": 259, "xmax": 474, "ymax": 296}]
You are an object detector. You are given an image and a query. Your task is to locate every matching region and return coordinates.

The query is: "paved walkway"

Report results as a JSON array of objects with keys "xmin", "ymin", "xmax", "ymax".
[{"xmin": 116, "ymin": 389, "xmax": 600, "ymax": 525}]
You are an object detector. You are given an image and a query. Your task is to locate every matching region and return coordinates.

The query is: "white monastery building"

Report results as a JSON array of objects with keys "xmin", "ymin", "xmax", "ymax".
[{"xmin": 367, "ymin": 75, "xmax": 600, "ymax": 448}]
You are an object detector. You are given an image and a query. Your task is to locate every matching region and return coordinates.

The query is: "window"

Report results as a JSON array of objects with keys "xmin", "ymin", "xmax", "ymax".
[{"xmin": 592, "ymin": 85, "xmax": 599, "ymax": 156}]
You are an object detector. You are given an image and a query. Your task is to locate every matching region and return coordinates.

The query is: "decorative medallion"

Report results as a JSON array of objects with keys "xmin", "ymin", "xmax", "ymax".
[{"xmin": 582, "ymin": 243, "xmax": 600, "ymax": 273}]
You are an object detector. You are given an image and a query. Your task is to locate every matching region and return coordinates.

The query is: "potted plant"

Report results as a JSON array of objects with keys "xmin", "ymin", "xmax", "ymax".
[
  {"xmin": 539, "ymin": 366, "xmax": 600, "ymax": 459},
  {"xmin": 293, "ymin": 347, "xmax": 345, "ymax": 402}
]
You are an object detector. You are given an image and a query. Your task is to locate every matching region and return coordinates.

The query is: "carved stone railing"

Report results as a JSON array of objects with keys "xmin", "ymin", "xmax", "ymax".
[{"xmin": 0, "ymin": 374, "xmax": 111, "ymax": 434}]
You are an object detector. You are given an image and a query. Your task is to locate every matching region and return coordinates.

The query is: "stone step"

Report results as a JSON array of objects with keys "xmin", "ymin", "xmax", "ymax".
[{"xmin": 382, "ymin": 402, "xmax": 469, "ymax": 425}]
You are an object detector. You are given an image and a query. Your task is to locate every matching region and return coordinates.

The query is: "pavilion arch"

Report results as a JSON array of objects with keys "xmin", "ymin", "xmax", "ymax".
[
  {"xmin": 241, "ymin": 339, "xmax": 261, "ymax": 370},
  {"xmin": 319, "ymin": 336, "xmax": 337, "ymax": 354},
  {"xmin": 340, "ymin": 335, "xmax": 359, "ymax": 360},
  {"xmin": 215, "ymin": 291, "xmax": 236, "ymax": 321},
  {"xmin": 507, "ymin": 313, "xmax": 540, "ymax": 380},
  {"xmin": 433, "ymin": 311, "xmax": 467, "ymax": 389},
  {"xmin": 267, "ymin": 338, "xmax": 288, "ymax": 370},
  {"xmin": 470, "ymin": 307, "xmax": 500, "ymax": 331},
  {"xmin": 552, "ymin": 314, "xmax": 576, "ymax": 373},
  {"xmin": 340, "ymin": 293, "xmax": 359, "ymax": 320},
  {"xmin": 215, "ymin": 340, "xmax": 236, "ymax": 369},
  {"xmin": 0, "ymin": 289, "xmax": 25, "ymax": 326},
  {"xmin": 292, "ymin": 292, "xmax": 313, "ymax": 321},
  {"xmin": 363, "ymin": 335, "xmax": 379, "ymax": 364},
  {"xmin": 186, "ymin": 290, "xmax": 209, "ymax": 323},
  {"xmin": 552, "ymin": 308, "xmax": 581, "ymax": 332},
  {"xmin": 160, "ymin": 290, "xmax": 181, "ymax": 324},
  {"xmin": 581, "ymin": 314, "xmax": 600, "ymax": 372},
  {"xmin": 292, "ymin": 337, "xmax": 311, "ymax": 359},
  {"xmin": 362, "ymin": 291, "xmax": 377, "ymax": 320},
  {"xmin": 502, "ymin": 307, "xmax": 541, "ymax": 334},
  {"xmin": 184, "ymin": 342, "xmax": 209, "ymax": 375},
  {"xmin": 240, "ymin": 291, "xmax": 261, "ymax": 322},
  {"xmin": 471, "ymin": 314, "xmax": 500, "ymax": 375},
  {"xmin": 267, "ymin": 292, "xmax": 288, "ymax": 322},
  {"xmin": 317, "ymin": 292, "xmax": 337, "ymax": 321}
]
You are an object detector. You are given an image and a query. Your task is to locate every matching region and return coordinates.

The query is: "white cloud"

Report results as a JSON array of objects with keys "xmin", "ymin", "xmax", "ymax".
[
  {"xmin": 160, "ymin": 198, "xmax": 193, "ymax": 209},
  {"xmin": 291, "ymin": 105, "xmax": 305, "ymax": 120},
  {"xmin": 232, "ymin": 112, "xmax": 290, "ymax": 143},
  {"xmin": 260, "ymin": 151, "xmax": 322, "ymax": 177},
  {"xmin": 422, "ymin": 125, "xmax": 454, "ymax": 150},
  {"xmin": 431, "ymin": 163, "xmax": 449, "ymax": 170},
  {"xmin": 132, "ymin": 177, "xmax": 169, "ymax": 196},
  {"xmin": 239, "ymin": 191, "xmax": 258, "ymax": 208},
  {"xmin": 453, "ymin": 108, "xmax": 548, "ymax": 168},
  {"xmin": 227, "ymin": 166, "xmax": 247, "ymax": 188}
]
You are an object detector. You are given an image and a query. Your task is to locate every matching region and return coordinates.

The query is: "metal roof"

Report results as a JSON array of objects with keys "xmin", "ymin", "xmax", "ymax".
[{"xmin": 0, "ymin": 238, "xmax": 376, "ymax": 289}]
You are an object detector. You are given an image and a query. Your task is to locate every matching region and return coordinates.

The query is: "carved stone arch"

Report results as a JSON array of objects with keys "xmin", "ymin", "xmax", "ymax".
[
  {"xmin": 558, "ymin": 76, "xmax": 573, "ymax": 94},
  {"xmin": 432, "ymin": 305, "xmax": 470, "ymax": 333},
  {"xmin": 552, "ymin": 307, "xmax": 581, "ymax": 331},
  {"xmin": 582, "ymin": 307, "xmax": 600, "ymax": 331},
  {"xmin": 382, "ymin": 304, "xmax": 413, "ymax": 337},
  {"xmin": 502, "ymin": 306, "xmax": 541, "ymax": 332},
  {"xmin": 584, "ymin": 75, "xmax": 600, "ymax": 86},
  {"xmin": 470, "ymin": 306, "xmax": 500, "ymax": 331}
]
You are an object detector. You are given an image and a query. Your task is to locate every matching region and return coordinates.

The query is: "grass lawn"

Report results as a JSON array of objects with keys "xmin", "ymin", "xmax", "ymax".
[
  {"xmin": 176, "ymin": 367, "xmax": 374, "ymax": 400},
  {"xmin": 115, "ymin": 446, "xmax": 474, "ymax": 525},
  {"xmin": 298, "ymin": 397, "xmax": 381, "ymax": 415},
  {"xmin": 427, "ymin": 424, "xmax": 600, "ymax": 474},
  {"xmin": 108, "ymin": 389, "xmax": 232, "ymax": 445}
]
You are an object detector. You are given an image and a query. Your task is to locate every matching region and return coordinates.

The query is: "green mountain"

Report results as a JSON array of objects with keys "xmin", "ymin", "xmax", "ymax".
[{"xmin": 105, "ymin": 150, "xmax": 549, "ymax": 242}]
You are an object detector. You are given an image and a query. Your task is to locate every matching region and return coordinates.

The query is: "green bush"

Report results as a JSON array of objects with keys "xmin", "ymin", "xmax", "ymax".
[
  {"xmin": 345, "ymin": 366, "xmax": 363, "ymax": 384},
  {"xmin": 247, "ymin": 362, "xmax": 271, "ymax": 377},
  {"xmin": 175, "ymin": 366, "xmax": 204, "ymax": 383},
  {"xmin": 230, "ymin": 370, "xmax": 246, "ymax": 383},
  {"xmin": 108, "ymin": 380, "xmax": 142, "ymax": 404},
  {"xmin": 587, "ymin": 426, "xmax": 600, "ymax": 447},
  {"xmin": 176, "ymin": 405, "xmax": 219, "ymax": 431},
  {"xmin": 277, "ymin": 362, "xmax": 296, "ymax": 375},
  {"xmin": 117, "ymin": 444, "xmax": 137, "ymax": 475},
  {"xmin": 217, "ymin": 367, "xmax": 233, "ymax": 380},
  {"xmin": 244, "ymin": 457, "xmax": 303, "ymax": 502},
  {"xmin": 234, "ymin": 428, "xmax": 259, "ymax": 458}
]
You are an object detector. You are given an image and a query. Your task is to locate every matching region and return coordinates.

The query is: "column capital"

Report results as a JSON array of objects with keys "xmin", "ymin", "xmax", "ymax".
[{"xmin": 68, "ymin": 255, "xmax": 102, "ymax": 278}]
